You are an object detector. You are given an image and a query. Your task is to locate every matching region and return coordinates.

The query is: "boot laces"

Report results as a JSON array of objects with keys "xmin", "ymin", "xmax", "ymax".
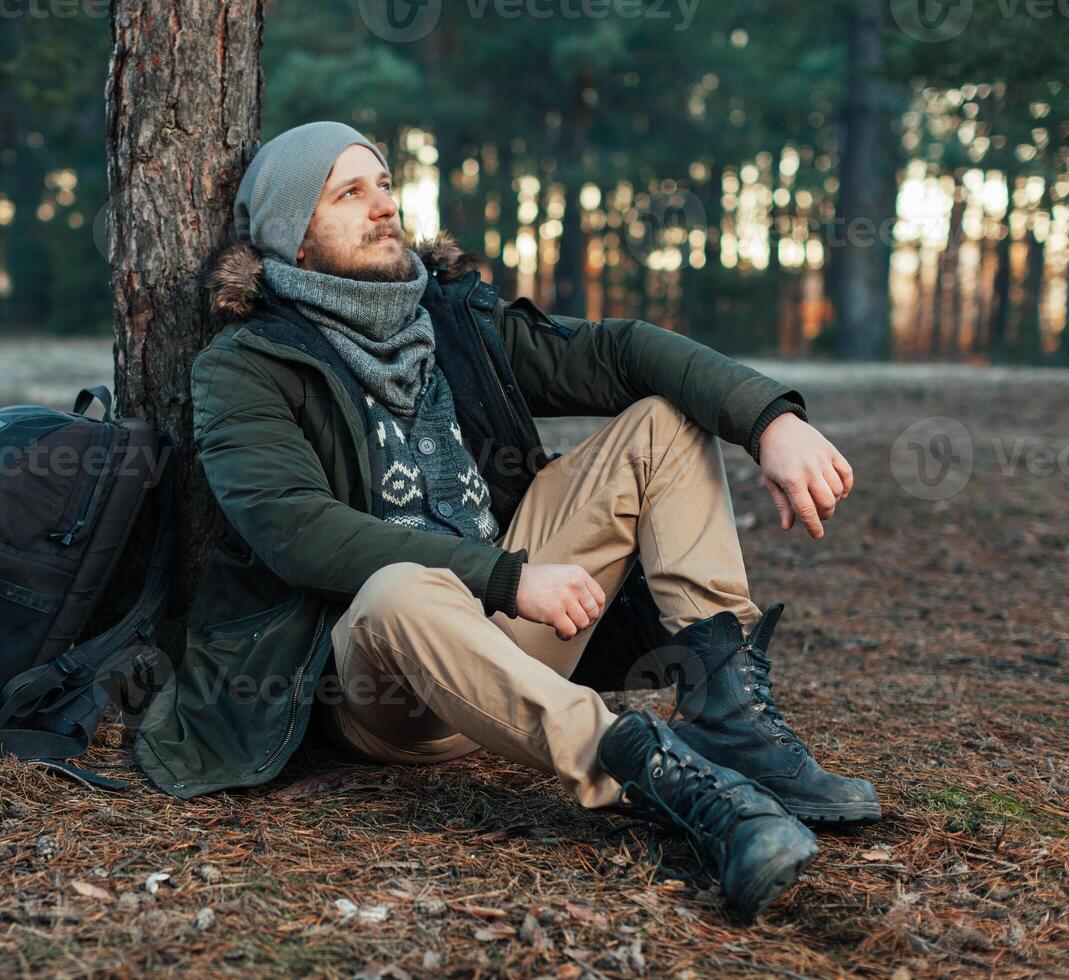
[
  {"xmin": 745, "ymin": 645, "xmax": 806, "ymax": 750},
  {"xmin": 664, "ymin": 634, "xmax": 809, "ymax": 754},
  {"xmin": 617, "ymin": 730, "xmax": 779, "ymax": 882}
]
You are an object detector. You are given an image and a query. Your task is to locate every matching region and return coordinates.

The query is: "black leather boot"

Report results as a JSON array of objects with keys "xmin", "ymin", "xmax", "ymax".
[
  {"xmin": 666, "ymin": 603, "xmax": 882, "ymax": 825},
  {"xmin": 597, "ymin": 707, "xmax": 819, "ymax": 921}
]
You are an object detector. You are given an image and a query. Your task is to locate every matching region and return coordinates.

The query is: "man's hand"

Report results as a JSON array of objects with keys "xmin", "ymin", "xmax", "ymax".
[
  {"xmin": 758, "ymin": 412, "xmax": 854, "ymax": 540},
  {"xmin": 515, "ymin": 563, "xmax": 606, "ymax": 640}
]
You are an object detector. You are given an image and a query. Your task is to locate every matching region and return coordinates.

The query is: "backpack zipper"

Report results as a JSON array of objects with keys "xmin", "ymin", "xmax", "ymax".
[
  {"xmin": 255, "ymin": 605, "xmax": 328, "ymax": 774},
  {"xmin": 49, "ymin": 425, "xmax": 116, "ymax": 546}
]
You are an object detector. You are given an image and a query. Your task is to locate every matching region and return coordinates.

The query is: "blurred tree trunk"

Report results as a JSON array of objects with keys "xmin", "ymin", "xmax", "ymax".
[
  {"xmin": 93, "ymin": 0, "xmax": 264, "ymax": 658},
  {"xmin": 767, "ymin": 148, "xmax": 783, "ymax": 284},
  {"xmin": 971, "ymin": 236, "xmax": 992, "ymax": 355},
  {"xmin": 435, "ymin": 129, "xmax": 467, "ymax": 238},
  {"xmin": 1015, "ymin": 171, "xmax": 1053, "ymax": 363},
  {"xmin": 777, "ymin": 275, "xmax": 804, "ymax": 357},
  {"xmin": 766, "ymin": 148, "xmax": 785, "ymax": 352},
  {"xmin": 990, "ymin": 194, "xmax": 1014, "ymax": 362},
  {"xmin": 932, "ymin": 177, "xmax": 965, "ymax": 356},
  {"xmin": 1018, "ymin": 203, "xmax": 1047, "ymax": 362},
  {"xmin": 832, "ymin": 0, "xmax": 895, "ymax": 360},
  {"xmin": 0, "ymin": 47, "xmax": 52, "ymax": 331},
  {"xmin": 556, "ymin": 181, "xmax": 586, "ymax": 317},
  {"xmin": 492, "ymin": 139, "xmax": 519, "ymax": 297},
  {"xmin": 681, "ymin": 161, "xmax": 721, "ymax": 338},
  {"xmin": 553, "ymin": 74, "xmax": 593, "ymax": 319},
  {"xmin": 420, "ymin": 18, "xmax": 468, "ymax": 241}
]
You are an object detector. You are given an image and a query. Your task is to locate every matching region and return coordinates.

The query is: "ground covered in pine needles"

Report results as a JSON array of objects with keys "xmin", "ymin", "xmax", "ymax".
[{"xmin": 2, "ymin": 360, "xmax": 1067, "ymax": 978}]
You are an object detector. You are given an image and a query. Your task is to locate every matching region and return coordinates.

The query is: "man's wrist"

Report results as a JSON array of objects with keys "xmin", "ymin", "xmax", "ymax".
[
  {"xmin": 749, "ymin": 397, "xmax": 808, "ymax": 465},
  {"xmin": 482, "ymin": 548, "xmax": 528, "ymax": 618}
]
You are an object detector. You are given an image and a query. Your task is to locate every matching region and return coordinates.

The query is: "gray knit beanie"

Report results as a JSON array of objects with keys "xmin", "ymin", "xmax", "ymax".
[{"xmin": 233, "ymin": 121, "xmax": 390, "ymax": 266}]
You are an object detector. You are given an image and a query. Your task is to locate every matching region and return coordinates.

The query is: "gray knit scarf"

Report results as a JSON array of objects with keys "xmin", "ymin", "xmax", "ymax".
[{"xmin": 261, "ymin": 252, "xmax": 435, "ymax": 416}]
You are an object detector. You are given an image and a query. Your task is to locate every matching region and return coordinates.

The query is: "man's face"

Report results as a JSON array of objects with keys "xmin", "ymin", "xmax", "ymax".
[{"xmin": 296, "ymin": 144, "xmax": 415, "ymax": 282}]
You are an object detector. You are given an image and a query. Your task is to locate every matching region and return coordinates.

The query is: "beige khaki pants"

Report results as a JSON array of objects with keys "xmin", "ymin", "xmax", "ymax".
[{"xmin": 322, "ymin": 395, "xmax": 761, "ymax": 809}]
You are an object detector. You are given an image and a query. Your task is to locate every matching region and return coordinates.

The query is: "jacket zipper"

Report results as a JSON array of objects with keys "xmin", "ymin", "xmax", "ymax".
[
  {"xmin": 469, "ymin": 297, "xmax": 549, "ymax": 469},
  {"xmin": 255, "ymin": 605, "xmax": 328, "ymax": 774},
  {"xmin": 49, "ymin": 425, "xmax": 115, "ymax": 546},
  {"xmin": 469, "ymin": 302, "xmax": 518, "ymax": 431}
]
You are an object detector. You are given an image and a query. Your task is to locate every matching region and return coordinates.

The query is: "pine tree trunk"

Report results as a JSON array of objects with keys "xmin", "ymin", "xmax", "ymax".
[
  {"xmin": 546, "ymin": 68, "xmax": 593, "ymax": 318},
  {"xmin": 1016, "ymin": 175, "xmax": 1051, "ymax": 363},
  {"xmin": 96, "ymin": 0, "xmax": 264, "ymax": 658},
  {"xmin": 492, "ymin": 139, "xmax": 519, "ymax": 297},
  {"xmin": 832, "ymin": 0, "xmax": 895, "ymax": 360},
  {"xmin": 932, "ymin": 178, "xmax": 965, "ymax": 357},
  {"xmin": 1018, "ymin": 213, "xmax": 1047, "ymax": 363},
  {"xmin": 420, "ymin": 18, "xmax": 468, "ymax": 241},
  {"xmin": 555, "ymin": 180, "xmax": 586, "ymax": 317},
  {"xmin": 991, "ymin": 205, "xmax": 1014, "ymax": 362}
]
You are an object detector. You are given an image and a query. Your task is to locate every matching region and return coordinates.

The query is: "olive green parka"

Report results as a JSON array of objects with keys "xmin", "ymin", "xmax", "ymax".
[{"xmin": 132, "ymin": 233, "xmax": 804, "ymax": 798}]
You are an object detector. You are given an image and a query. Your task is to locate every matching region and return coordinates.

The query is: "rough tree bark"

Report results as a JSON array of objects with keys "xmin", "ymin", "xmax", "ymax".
[{"xmin": 95, "ymin": 0, "xmax": 264, "ymax": 657}]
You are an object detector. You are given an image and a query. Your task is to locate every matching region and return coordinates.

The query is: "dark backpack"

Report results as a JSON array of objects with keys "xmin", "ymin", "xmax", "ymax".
[{"xmin": 0, "ymin": 385, "xmax": 177, "ymax": 789}]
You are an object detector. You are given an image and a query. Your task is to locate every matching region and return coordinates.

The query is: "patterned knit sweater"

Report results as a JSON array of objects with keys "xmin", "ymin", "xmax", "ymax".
[{"xmin": 363, "ymin": 364, "xmax": 500, "ymax": 543}]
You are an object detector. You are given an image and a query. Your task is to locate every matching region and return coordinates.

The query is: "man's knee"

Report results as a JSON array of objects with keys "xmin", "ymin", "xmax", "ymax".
[
  {"xmin": 627, "ymin": 395, "xmax": 700, "ymax": 444},
  {"xmin": 629, "ymin": 394, "xmax": 684, "ymax": 427},
  {"xmin": 349, "ymin": 562, "xmax": 469, "ymax": 629},
  {"xmin": 625, "ymin": 395, "xmax": 712, "ymax": 454},
  {"xmin": 621, "ymin": 395, "xmax": 726, "ymax": 492}
]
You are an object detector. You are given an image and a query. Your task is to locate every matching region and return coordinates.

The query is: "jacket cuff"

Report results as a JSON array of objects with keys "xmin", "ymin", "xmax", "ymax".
[
  {"xmin": 481, "ymin": 548, "xmax": 528, "ymax": 618},
  {"xmin": 748, "ymin": 397, "xmax": 809, "ymax": 464}
]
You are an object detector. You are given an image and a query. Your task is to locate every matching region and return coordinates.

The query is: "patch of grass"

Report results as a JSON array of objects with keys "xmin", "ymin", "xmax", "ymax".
[{"xmin": 919, "ymin": 787, "xmax": 1069, "ymax": 837}]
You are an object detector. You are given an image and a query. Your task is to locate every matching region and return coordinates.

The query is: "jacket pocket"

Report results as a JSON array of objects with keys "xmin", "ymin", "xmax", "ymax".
[
  {"xmin": 506, "ymin": 297, "xmax": 576, "ymax": 338},
  {"xmin": 201, "ymin": 593, "xmax": 301, "ymax": 639}
]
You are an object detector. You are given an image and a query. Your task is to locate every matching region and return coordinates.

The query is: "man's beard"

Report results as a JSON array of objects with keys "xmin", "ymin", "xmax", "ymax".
[{"xmin": 303, "ymin": 230, "xmax": 417, "ymax": 283}]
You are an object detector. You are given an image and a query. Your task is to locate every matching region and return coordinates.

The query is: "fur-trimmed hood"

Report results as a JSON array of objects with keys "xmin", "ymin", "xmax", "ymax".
[{"xmin": 205, "ymin": 230, "xmax": 482, "ymax": 322}]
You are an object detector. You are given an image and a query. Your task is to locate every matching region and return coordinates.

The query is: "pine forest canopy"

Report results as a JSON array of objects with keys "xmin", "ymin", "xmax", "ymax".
[{"xmin": 0, "ymin": 0, "xmax": 1066, "ymax": 364}]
